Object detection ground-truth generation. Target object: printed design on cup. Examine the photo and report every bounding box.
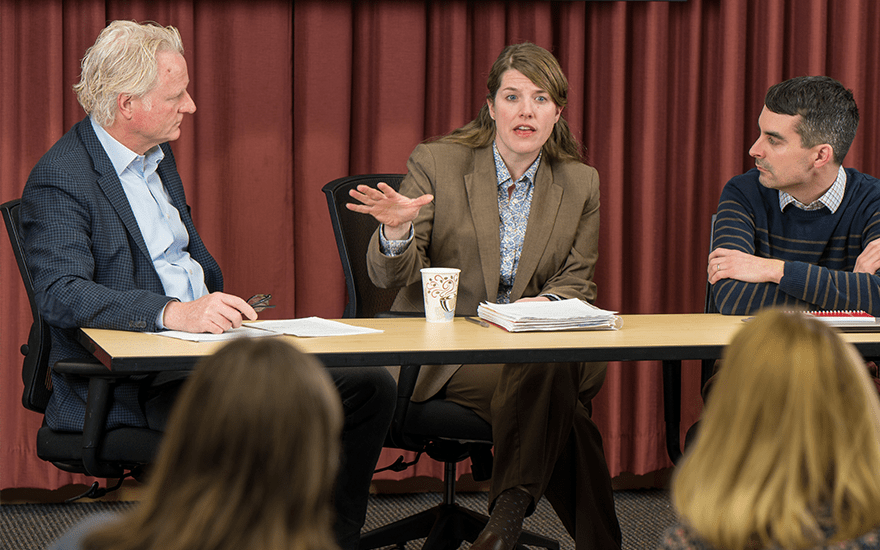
[424,273,458,312]
[421,267,460,322]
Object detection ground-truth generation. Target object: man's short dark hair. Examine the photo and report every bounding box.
[765,76,859,165]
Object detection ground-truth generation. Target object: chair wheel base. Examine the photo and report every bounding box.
[359,502,558,550]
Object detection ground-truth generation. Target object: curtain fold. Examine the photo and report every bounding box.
[3,0,880,492]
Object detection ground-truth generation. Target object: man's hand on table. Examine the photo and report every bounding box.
[163,292,257,334]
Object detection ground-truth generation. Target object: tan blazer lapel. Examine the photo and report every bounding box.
[465,147,502,302]
[511,161,562,300]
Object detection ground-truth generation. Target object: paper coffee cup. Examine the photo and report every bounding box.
[420,268,460,323]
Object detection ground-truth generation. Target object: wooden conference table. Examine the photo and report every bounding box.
[78,313,880,464]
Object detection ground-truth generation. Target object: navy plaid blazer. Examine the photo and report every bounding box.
[20,117,223,431]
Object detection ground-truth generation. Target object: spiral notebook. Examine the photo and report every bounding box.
[744,310,880,331]
[803,310,880,332]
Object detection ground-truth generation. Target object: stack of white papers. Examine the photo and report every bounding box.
[477,299,622,332]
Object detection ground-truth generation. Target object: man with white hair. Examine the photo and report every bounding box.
[20,21,394,550]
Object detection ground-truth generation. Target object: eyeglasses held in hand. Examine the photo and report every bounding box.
[247,293,276,312]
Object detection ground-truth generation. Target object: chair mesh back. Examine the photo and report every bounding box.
[705,214,718,314]
[1,199,53,412]
[322,175,406,318]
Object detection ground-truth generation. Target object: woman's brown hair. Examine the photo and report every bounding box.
[436,42,584,163]
[84,337,343,550]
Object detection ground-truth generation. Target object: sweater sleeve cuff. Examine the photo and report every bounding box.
[777,260,807,298]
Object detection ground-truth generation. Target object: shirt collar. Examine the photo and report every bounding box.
[90,116,164,177]
[778,165,847,213]
[492,141,542,189]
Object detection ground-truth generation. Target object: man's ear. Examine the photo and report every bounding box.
[813,144,835,169]
[116,93,134,120]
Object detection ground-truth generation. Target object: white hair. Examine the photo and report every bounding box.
[73,20,184,127]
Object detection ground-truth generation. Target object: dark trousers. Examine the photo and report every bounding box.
[445,362,622,550]
[327,366,397,550]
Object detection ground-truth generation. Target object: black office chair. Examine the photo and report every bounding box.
[2,199,162,501]
[683,214,719,451]
[702,214,719,379]
[322,175,560,550]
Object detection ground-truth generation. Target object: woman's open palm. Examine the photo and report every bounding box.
[346,182,433,228]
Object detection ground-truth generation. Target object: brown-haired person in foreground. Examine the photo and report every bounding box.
[48,338,344,550]
[660,309,880,550]
[348,42,621,550]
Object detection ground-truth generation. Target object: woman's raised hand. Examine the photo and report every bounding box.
[346,182,433,238]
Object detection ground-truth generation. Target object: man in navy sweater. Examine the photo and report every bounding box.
[688,77,880,445]
[708,76,880,316]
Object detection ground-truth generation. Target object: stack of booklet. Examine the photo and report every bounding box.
[477,299,622,332]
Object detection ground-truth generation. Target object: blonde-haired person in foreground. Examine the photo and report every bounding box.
[659,309,880,550]
[49,338,344,550]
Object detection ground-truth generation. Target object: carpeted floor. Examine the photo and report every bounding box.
[0,489,674,549]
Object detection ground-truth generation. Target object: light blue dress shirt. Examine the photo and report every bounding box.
[90,118,209,313]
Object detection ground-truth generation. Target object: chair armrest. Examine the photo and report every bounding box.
[81,376,121,477]
[387,363,422,449]
[54,359,124,378]
[54,358,146,477]
[396,364,420,397]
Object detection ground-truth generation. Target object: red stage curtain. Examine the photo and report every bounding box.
[3,0,880,491]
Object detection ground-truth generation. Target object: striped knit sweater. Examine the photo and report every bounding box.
[711,167,880,315]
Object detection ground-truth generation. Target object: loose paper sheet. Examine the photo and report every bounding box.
[150,326,273,342]
[151,317,383,342]
[247,317,383,337]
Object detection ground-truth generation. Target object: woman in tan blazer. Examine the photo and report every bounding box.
[349,43,621,550]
